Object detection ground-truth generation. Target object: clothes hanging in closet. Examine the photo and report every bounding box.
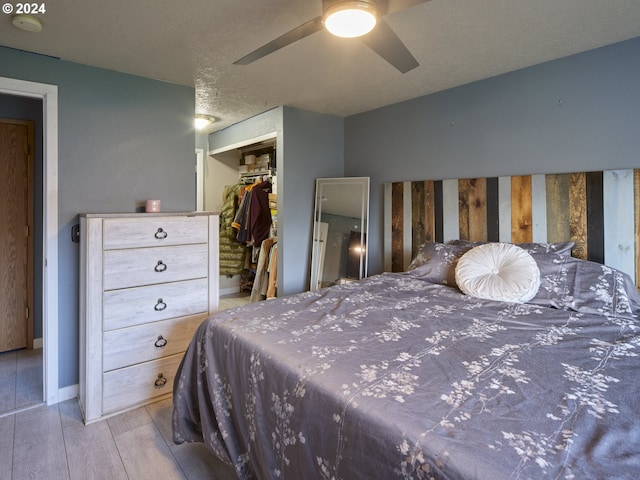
[250,237,277,302]
[232,179,272,250]
[219,183,248,276]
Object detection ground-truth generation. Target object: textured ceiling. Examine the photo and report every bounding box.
[1,0,639,132]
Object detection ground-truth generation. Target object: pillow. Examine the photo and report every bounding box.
[528,253,640,316]
[449,239,575,256]
[455,243,541,303]
[406,242,472,286]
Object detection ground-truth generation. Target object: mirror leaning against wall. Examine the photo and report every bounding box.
[310,177,370,290]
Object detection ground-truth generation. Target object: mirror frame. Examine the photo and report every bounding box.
[310,177,370,290]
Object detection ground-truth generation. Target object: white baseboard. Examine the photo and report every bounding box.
[58,384,79,402]
[220,286,242,296]
[33,340,73,405]
[219,274,241,296]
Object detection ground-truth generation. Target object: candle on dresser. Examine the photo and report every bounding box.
[145,200,161,213]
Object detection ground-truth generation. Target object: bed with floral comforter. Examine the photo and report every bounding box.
[173,246,640,479]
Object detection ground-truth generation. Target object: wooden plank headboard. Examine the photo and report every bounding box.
[384,169,640,285]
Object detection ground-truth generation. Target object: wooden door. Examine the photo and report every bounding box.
[0,119,34,352]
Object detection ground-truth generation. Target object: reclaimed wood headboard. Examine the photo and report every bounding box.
[384,169,640,285]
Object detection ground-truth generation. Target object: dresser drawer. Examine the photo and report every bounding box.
[103,314,204,371]
[102,353,183,414]
[103,243,208,290]
[103,215,208,250]
[103,278,208,331]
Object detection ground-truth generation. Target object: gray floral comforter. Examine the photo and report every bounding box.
[173,272,640,479]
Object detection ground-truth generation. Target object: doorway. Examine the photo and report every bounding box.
[0,114,39,416]
[0,76,59,411]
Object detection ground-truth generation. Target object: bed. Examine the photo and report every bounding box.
[173,169,640,479]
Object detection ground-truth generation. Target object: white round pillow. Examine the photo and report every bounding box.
[455,243,540,303]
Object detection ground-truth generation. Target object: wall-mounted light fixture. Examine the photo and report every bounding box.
[323,0,378,38]
[194,115,216,130]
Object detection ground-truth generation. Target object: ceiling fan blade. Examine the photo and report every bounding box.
[234,17,324,65]
[378,0,429,15]
[360,18,419,73]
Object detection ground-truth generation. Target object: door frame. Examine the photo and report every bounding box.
[0,76,59,406]
[196,148,204,211]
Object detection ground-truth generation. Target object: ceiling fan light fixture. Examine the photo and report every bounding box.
[323,1,378,38]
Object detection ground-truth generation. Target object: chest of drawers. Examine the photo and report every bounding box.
[79,212,219,423]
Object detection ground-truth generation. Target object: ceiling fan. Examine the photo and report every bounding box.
[234,0,428,74]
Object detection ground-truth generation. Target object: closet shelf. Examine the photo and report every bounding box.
[240,169,272,177]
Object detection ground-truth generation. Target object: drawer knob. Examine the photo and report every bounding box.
[154,373,167,388]
[154,260,167,272]
[154,335,168,348]
[154,298,167,311]
[154,228,168,240]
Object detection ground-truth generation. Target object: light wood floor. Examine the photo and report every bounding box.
[219,291,251,310]
[0,348,43,416]
[0,397,238,479]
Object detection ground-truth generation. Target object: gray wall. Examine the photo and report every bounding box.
[280,107,344,294]
[0,94,44,339]
[0,47,196,388]
[344,37,640,275]
[209,106,344,295]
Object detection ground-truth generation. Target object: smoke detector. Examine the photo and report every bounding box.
[12,14,43,32]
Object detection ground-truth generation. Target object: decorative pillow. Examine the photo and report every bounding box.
[528,253,640,316]
[455,243,541,303]
[450,239,575,256]
[406,242,472,287]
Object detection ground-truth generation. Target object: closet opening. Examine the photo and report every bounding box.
[205,134,278,305]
